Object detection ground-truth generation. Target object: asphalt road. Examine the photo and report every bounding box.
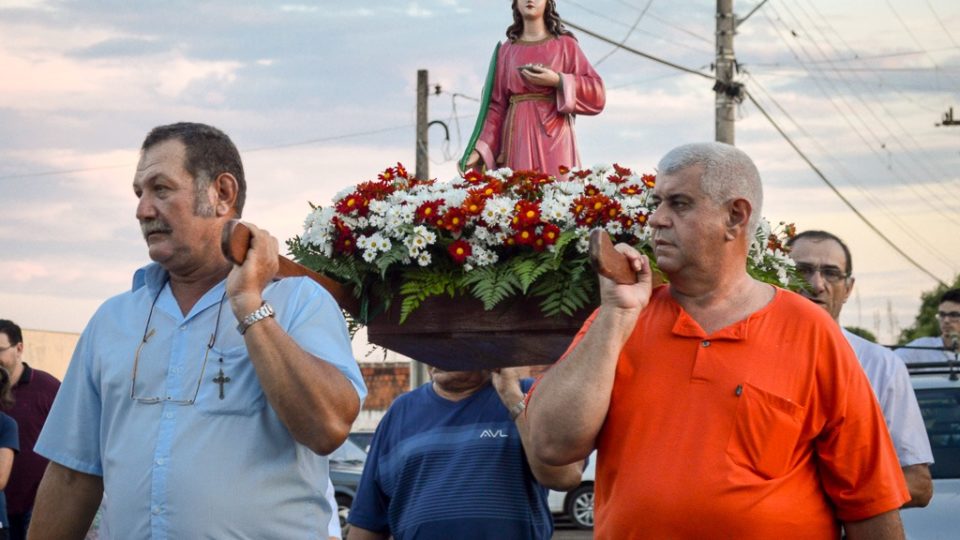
[551,521,593,539]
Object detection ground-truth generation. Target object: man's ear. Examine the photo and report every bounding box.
[212,173,239,217]
[725,198,752,240]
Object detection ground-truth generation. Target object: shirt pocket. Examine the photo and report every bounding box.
[196,345,266,416]
[726,382,805,479]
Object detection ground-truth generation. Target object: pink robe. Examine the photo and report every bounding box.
[475,35,605,177]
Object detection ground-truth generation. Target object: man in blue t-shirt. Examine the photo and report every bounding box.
[348,366,584,540]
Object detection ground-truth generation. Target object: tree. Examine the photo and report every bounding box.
[844,326,877,343]
[897,274,960,345]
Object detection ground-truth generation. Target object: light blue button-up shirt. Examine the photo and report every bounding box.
[37,263,366,539]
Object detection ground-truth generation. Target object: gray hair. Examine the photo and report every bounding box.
[656,142,763,234]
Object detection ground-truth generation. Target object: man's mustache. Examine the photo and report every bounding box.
[140,220,172,239]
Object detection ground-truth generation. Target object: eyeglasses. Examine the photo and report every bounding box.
[937,311,960,320]
[130,284,226,405]
[794,262,850,284]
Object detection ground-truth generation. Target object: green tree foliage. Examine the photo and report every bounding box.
[844,326,877,343]
[897,274,960,345]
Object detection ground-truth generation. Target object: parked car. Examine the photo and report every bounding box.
[348,430,375,453]
[902,362,960,539]
[548,450,597,530]
[329,437,367,533]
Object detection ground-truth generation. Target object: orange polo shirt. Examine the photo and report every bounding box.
[572,286,908,538]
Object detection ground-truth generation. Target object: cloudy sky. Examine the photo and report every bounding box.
[1,0,958,347]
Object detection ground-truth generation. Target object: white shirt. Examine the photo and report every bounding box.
[895,335,957,364]
[844,329,934,467]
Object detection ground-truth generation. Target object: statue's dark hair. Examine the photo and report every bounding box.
[506,0,574,41]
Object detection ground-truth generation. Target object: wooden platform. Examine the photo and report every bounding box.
[367,295,595,371]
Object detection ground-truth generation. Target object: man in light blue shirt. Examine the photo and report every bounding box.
[30,122,366,539]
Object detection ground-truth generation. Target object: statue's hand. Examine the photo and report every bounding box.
[520,65,561,88]
[464,150,481,169]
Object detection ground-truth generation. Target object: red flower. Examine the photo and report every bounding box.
[415,200,445,225]
[335,192,369,216]
[514,227,537,246]
[378,167,395,182]
[584,184,601,197]
[463,170,485,185]
[541,223,560,245]
[572,169,592,180]
[603,200,622,221]
[620,184,642,196]
[395,162,409,179]
[641,174,656,188]
[558,165,570,175]
[442,208,467,233]
[357,180,396,200]
[613,164,633,177]
[511,200,541,229]
[333,231,357,255]
[448,239,472,264]
[607,173,628,185]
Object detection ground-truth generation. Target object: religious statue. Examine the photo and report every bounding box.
[461,0,606,177]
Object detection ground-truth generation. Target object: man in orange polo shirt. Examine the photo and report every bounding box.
[526,142,909,538]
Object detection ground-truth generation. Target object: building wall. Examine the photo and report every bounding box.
[21,329,79,381]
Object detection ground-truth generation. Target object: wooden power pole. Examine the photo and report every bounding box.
[411,69,430,389]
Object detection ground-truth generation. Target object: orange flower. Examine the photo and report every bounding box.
[462,192,487,216]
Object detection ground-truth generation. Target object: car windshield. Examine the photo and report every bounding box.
[330,438,367,465]
[915,387,960,479]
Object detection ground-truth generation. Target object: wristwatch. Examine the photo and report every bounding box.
[509,399,526,421]
[237,302,275,334]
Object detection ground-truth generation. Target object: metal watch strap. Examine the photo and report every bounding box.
[236,302,275,334]
[509,399,526,421]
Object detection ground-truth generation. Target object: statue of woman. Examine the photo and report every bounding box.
[462,0,605,177]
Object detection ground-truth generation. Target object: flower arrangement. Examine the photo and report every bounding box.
[288,163,798,324]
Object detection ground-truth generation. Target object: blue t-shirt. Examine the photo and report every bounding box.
[348,379,552,540]
[0,412,20,528]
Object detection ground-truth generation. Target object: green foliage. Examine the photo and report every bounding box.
[529,255,596,317]
[844,326,877,343]
[461,265,521,310]
[396,268,461,324]
[898,274,960,344]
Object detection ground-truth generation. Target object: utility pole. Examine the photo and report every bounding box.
[411,69,430,389]
[714,0,737,144]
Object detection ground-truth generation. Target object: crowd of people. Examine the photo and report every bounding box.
[5,2,958,539]
[5,122,955,539]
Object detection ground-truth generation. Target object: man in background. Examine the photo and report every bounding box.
[0,320,59,540]
[787,230,933,507]
[895,289,960,365]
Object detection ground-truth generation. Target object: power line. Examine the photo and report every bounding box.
[775,1,960,219]
[0,123,417,181]
[594,0,655,66]
[744,89,949,286]
[760,4,959,267]
[560,18,714,80]
[565,16,953,282]
[563,0,713,56]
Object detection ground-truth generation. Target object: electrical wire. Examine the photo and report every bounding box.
[744,88,949,286]
[593,0,655,66]
[759,4,959,268]
[779,1,960,216]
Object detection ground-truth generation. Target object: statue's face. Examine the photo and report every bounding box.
[517,0,547,21]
